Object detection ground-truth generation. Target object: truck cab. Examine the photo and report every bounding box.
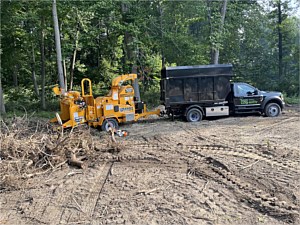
[229,83,285,117]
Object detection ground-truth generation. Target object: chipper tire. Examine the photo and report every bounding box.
[101,118,119,132]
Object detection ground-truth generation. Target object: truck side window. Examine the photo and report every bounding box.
[236,84,255,96]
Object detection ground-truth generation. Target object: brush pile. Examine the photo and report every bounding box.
[0,115,121,191]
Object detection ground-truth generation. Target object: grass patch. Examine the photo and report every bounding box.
[285,95,299,105]
[2,109,56,120]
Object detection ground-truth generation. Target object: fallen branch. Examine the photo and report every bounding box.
[109,127,116,143]
[65,171,83,177]
[22,160,68,178]
[51,136,69,152]
[72,197,84,213]
[200,181,209,193]
[52,160,68,172]
[69,152,85,169]
[240,160,260,171]
[135,188,159,195]
[23,168,52,178]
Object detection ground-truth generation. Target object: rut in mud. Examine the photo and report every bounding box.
[0,105,299,224]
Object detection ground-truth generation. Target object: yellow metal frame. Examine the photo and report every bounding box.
[134,105,160,121]
[112,74,137,87]
[51,74,160,130]
[81,78,93,97]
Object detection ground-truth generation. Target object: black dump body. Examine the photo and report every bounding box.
[160,64,233,107]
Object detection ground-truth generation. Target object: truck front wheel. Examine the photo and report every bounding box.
[264,103,281,117]
[186,108,203,122]
[101,118,119,131]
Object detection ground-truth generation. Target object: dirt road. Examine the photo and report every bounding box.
[1,105,299,224]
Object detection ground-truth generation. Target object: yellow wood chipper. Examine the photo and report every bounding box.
[50,74,160,131]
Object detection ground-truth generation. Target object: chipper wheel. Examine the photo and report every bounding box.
[101,118,119,132]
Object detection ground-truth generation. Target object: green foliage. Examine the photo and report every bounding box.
[3,86,59,114]
[1,0,299,114]
[284,94,300,105]
[140,80,161,109]
[3,109,56,120]
[4,87,38,112]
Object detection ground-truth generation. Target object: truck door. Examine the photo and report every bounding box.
[233,83,262,113]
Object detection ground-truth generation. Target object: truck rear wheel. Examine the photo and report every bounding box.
[264,103,281,117]
[101,118,119,132]
[186,108,203,122]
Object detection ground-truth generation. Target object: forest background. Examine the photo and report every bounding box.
[0,0,299,116]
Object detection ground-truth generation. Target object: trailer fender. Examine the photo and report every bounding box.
[184,105,205,117]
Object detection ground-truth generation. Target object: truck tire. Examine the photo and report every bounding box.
[264,103,281,117]
[186,108,203,122]
[101,118,119,132]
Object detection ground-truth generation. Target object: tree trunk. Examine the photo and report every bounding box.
[40,17,46,110]
[12,38,19,87]
[0,79,5,115]
[63,59,67,91]
[207,0,214,63]
[69,25,79,90]
[159,3,165,68]
[122,3,135,73]
[211,0,228,64]
[31,43,40,97]
[69,47,77,90]
[52,0,65,90]
[13,64,18,87]
[277,0,283,79]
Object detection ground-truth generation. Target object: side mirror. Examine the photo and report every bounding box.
[253,89,258,95]
[246,91,252,96]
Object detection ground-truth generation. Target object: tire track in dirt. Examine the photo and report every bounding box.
[78,115,299,223]
[143,131,300,183]
[189,145,300,173]
[124,135,299,223]
[128,140,300,173]
[133,140,300,195]
[90,159,197,224]
[64,163,112,224]
[176,127,300,172]
[259,168,299,190]
[206,186,250,214]
[256,117,299,134]
[165,179,220,222]
[34,163,110,224]
[168,176,250,220]
[25,180,71,224]
[123,143,298,221]
[187,151,299,223]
